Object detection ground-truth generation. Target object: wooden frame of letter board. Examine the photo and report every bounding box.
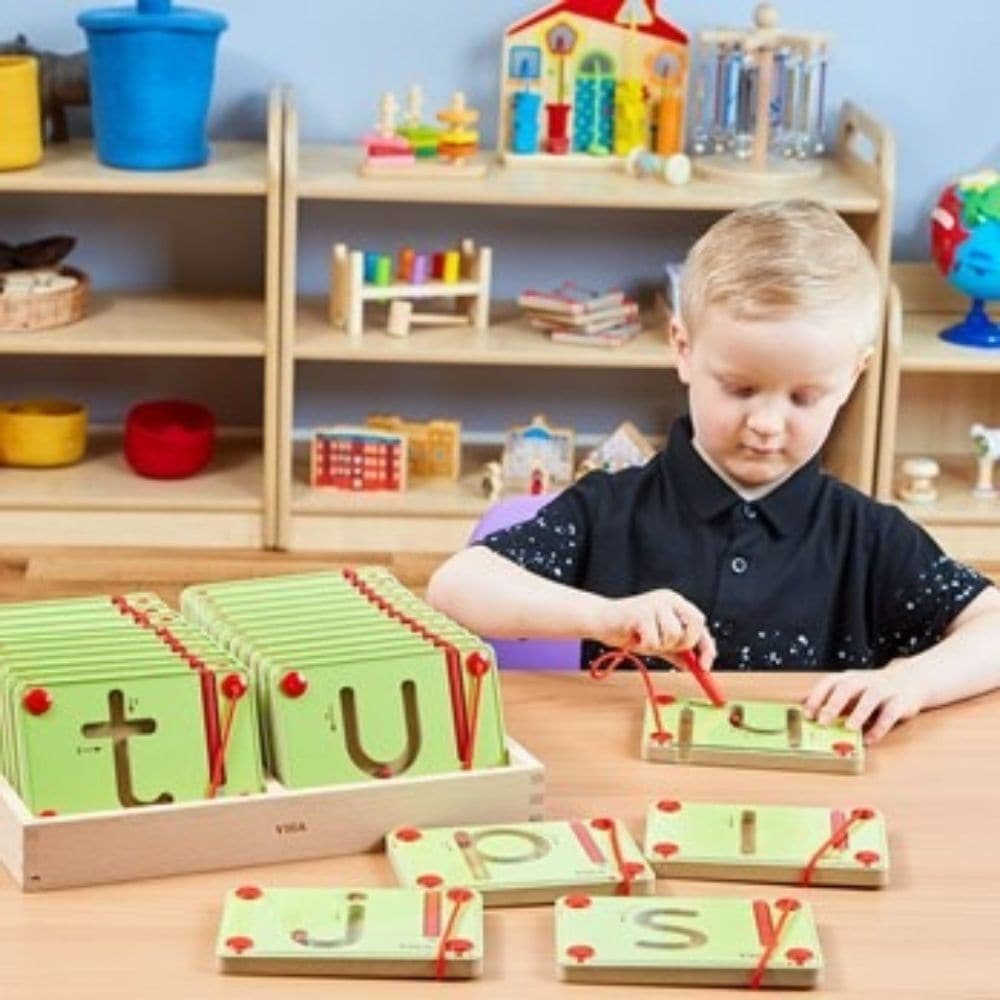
[0,739,543,892]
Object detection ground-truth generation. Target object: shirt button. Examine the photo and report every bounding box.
[742,503,757,519]
[731,556,749,575]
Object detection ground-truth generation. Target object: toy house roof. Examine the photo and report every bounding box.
[507,0,687,45]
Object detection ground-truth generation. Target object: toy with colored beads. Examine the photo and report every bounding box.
[690,3,829,184]
[329,238,492,339]
[361,86,487,179]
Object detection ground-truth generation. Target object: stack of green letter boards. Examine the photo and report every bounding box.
[386,817,654,905]
[181,568,507,788]
[642,697,864,774]
[217,886,484,979]
[643,799,889,887]
[555,895,822,987]
[0,592,263,816]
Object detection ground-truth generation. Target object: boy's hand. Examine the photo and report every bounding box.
[593,589,716,671]
[802,666,927,744]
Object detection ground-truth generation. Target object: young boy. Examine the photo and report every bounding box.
[428,200,1000,744]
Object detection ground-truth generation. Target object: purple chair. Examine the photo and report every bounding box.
[468,493,580,670]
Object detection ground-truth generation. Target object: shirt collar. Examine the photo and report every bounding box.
[661,416,823,538]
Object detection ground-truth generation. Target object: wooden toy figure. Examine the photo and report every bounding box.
[502,415,575,489]
[480,460,503,502]
[970,423,1000,498]
[691,3,829,185]
[498,1,689,168]
[897,456,940,505]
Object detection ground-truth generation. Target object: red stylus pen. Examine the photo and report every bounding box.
[679,649,727,707]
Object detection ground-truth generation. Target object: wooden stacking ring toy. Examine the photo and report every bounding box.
[124,399,215,479]
[0,399,88,467]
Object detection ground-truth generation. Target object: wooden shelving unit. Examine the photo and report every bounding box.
[0,93,283,548]
[877,263,1000,561]
[278,98,894,553]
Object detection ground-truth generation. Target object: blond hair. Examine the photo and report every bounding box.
[679,200,882,347]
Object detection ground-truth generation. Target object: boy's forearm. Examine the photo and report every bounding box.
[888,607,1000,710]
[426,546,608,640]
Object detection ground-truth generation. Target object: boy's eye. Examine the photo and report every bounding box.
[792,389,823,407]
[723,383,755,398]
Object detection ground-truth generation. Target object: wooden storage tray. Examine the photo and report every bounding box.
[0,737,544,892]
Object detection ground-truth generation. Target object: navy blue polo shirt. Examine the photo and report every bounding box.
[480,417,991,670]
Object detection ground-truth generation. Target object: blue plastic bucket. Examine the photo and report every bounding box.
[78,0,227,170]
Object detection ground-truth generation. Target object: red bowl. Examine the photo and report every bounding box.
[124,400,215,479]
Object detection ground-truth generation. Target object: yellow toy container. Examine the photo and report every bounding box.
[0,400,88,467]
[0,56,43,171]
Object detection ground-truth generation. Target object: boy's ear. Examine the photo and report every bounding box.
[671,316,693,384]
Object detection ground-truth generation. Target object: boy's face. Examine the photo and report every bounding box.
[674,305,870,488]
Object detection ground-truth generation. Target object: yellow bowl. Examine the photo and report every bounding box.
[0,400,88,467]
[0,56,43,171]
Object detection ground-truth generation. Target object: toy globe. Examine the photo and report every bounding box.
[930,168,1000,347]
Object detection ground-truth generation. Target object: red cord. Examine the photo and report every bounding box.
[434,890,470,980]
[677,648,727,707]
[800,809,872,886]
[588,643,667,741]
[206,695,241,798]
[462,653,490,770]
[749,900,798,990]
[592,818,637,897]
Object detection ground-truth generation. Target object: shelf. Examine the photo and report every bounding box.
[0,141,269,197]
[0,293,267,357]
[295,145,881,213]
[0,432,264,548]
[901,311,1000,373]
[894,454,1000,527]
[294,298,675,368]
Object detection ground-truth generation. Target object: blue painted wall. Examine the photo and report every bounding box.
[3,1,997,434]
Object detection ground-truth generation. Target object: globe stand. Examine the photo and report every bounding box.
[940,298,1000,349]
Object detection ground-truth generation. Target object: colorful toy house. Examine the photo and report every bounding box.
[367,414,462,481]
[499,0,689,167]
[310,427,407,492]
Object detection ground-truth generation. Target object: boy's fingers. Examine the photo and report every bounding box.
[845,686,887,732]
[865,696,907,744]
[817,678,864,726]
[803,675,838,718]
[696,633,717,670]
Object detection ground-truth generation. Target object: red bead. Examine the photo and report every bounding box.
[590,817,613,831]
[621,862,645,878]
[22,688,52,716]
[447,888,474,903]
[649,730,673,745]
[221,674,248,700]
[565,895,591,909]
[654,842,679,858]
[654,693,676,706]
[851,807,876,821]
[225,936,253,954]
[832,741,856,757]
[855,850,881,868]
[279,671,308,698]
[445,938,473,955]
[38,809,58,818]
[657,799,682,813]
[465,652,491,677]
[567,944,595,964]
[417,874,443,889]
[776,898,801,913]
[235,885,262,900]
[786,947,814,966]
[396,827,422,842]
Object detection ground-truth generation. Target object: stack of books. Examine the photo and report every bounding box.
[518,282,641,348]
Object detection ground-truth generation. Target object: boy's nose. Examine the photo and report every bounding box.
[746,404,785,437]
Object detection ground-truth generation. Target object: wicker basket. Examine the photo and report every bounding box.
[0,266,89,332]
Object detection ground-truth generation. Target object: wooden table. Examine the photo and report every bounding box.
[2,672,998,998]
